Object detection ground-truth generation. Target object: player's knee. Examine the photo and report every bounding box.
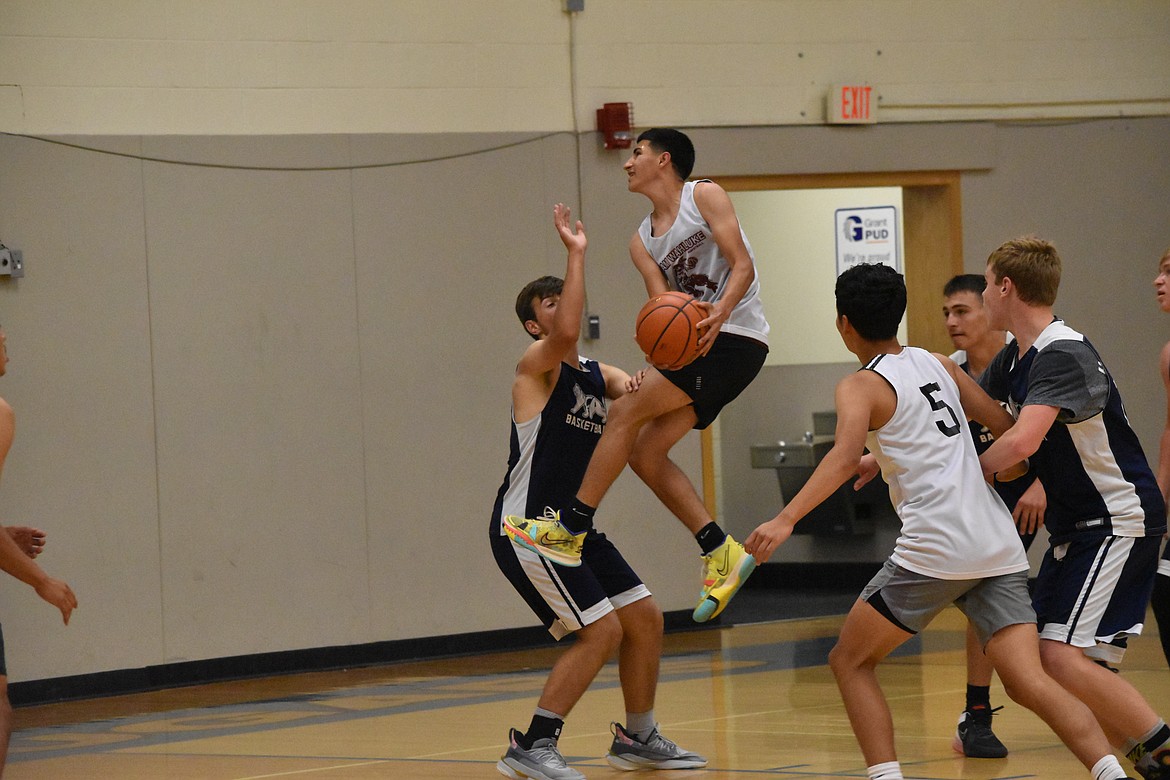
[581,613,624,656]
[998,674,1045,711]
[621,596,663,637]
[606,393,638,422]
[827,642,865,679]
[1036,639,1081,682]
[627,446,664,478]
[606,392,658,431]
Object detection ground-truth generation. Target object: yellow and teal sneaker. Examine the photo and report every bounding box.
[692,534,757,622]
[503,509,585,567]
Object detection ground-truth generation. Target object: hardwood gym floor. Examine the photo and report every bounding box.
[8,597,1167,779]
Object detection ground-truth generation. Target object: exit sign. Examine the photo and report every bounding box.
[827,84,877,124]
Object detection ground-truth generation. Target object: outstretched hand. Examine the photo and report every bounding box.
[36,577,77,625]
[8,526,46,558]
[553,203,586,254]
[743,517,794,564]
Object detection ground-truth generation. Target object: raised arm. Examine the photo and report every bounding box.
[515,204,587,380]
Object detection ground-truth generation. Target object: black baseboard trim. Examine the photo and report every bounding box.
[10,608,714,708]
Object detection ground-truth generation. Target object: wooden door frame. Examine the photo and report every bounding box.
[699,170,965,518]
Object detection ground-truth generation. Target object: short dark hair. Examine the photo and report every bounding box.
[515,276,563,340]
[943,273,986,298]
[636,128,695,180]
[835,263,906,341]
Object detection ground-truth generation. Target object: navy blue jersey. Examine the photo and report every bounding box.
[490,358,607,535]
[957,357,1038,511]
[981,320,1166,545]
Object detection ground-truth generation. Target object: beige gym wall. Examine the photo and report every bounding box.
[0,2,1167,685]
[1,1,1168,134]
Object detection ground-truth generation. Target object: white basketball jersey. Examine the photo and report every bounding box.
[636,180,770,346]
[864,347,1028,579]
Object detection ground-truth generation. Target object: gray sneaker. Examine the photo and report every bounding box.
[606,722,708,770]
[497,728,585,780]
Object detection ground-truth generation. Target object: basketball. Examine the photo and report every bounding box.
[635,291,706,370]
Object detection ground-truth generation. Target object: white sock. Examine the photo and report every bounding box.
[1091,754,1127,780]
[867,761,903,780]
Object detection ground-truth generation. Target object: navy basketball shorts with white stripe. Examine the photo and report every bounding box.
[491,528,650,641]
[1032,533,1160,664]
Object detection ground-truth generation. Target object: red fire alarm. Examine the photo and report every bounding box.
[596,102,634,149]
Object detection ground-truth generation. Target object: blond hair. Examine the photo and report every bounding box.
[986,236,1061,306]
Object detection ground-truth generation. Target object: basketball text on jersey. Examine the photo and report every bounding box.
[567,385,606,434]
[658,230,721,297]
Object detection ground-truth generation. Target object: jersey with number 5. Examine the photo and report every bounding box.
[863,347,1028,580]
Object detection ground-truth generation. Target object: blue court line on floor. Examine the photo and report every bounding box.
[10,629,943,764]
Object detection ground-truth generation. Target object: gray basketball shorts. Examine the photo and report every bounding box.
[860,559,1035,646]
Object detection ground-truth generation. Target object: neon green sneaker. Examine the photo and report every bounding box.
[503,510,585,567]
[692,534,757,622]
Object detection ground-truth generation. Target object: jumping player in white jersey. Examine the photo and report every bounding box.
[1150,244,1170,670]
[506,129,769,623]
[744,262,1134,780]
[491,204,705,780]
[977,236,1170,780]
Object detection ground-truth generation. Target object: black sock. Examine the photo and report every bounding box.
[560,499,595,535]
[521,713,564,748]
[695,522,727,555]
[965,684,991,711]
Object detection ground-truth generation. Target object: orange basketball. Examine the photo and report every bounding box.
[635,291,706,370]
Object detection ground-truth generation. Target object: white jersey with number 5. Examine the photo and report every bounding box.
[863,347,1028,580]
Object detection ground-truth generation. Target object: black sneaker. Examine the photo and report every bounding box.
[953,706,1008,759]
